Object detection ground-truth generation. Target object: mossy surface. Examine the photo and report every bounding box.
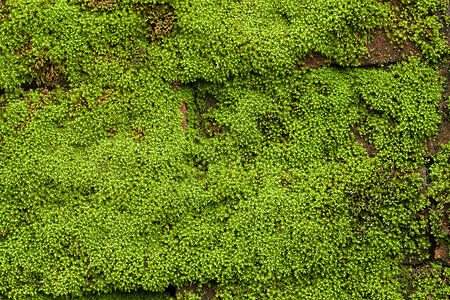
[1,0,450,299]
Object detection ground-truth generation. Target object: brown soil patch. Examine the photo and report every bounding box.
[205,93,218,112]
[296,52,329,70]
[295,0,443,70]
[359,30,420,66]
[295,28,421,70]
[434,243,450,265]
[132,128,144,140]
[438,60,450,101]
[192,93,223,137]
[107,120,119,137]
[96,91,113,107]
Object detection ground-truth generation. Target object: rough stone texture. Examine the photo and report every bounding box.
[436,203,450,238]
[176,283,217,300]
[434,243,450,265]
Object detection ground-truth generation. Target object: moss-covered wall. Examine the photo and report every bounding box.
[1,0,450,299]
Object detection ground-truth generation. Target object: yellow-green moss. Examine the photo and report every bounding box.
[0,0,449,299]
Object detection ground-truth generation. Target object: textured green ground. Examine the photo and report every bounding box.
[1,0,450,299]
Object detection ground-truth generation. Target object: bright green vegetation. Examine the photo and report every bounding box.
[1,0,450,299]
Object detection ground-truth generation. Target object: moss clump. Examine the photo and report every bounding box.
[0,0,449,299]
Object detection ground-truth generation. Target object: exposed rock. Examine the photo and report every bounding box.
[296,27,422,70]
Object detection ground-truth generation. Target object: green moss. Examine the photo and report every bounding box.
[0,0,449,299]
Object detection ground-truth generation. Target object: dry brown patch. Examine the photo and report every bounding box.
[435,243,450,265]
[107,119,119,137]
[296,52,330,70]
[402,247,429,265]
[360,30,420,66]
